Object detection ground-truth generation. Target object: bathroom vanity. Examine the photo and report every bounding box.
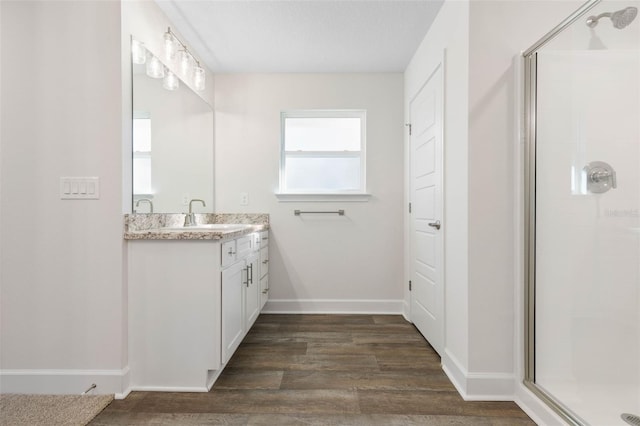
[124,213,269,391]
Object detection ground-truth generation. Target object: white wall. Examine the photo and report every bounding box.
[0,0,125,394]
[215,74,404,313]
[404,0,471,380]
[0,0,216,397]
[405,0,588,415]
[467,0,584,383]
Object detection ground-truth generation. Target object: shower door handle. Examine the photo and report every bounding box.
[428,220,441,230]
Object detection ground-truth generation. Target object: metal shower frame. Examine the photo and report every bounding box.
[522,1,602,425]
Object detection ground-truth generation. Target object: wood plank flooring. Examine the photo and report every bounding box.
[91,314,535,425]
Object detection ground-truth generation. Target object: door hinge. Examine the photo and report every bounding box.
[405,123,412,136]
[409,202,412,214]
[409,280,412,291]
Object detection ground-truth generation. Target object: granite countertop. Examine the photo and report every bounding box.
[124,213,269,240]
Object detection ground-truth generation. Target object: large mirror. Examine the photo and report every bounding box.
[132,40,214,213]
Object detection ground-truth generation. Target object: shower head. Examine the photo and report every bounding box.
[586,6,638,29]
[612,6,638,28]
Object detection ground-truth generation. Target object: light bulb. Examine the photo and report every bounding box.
[163,70,179,91]
[131,39,146,65]
[193,66,205,91]
[164,31,177,61]
[146,55,164,79]
[179,50,192,77]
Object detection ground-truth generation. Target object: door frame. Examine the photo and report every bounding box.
[408,52,446,355]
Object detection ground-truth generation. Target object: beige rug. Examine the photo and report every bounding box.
[0,394,113,426]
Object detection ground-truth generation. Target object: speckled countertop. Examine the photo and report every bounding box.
[124,213,269,240]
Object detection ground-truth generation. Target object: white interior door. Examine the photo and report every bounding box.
[409,62,444,356]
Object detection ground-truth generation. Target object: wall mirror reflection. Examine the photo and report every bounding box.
[131,39,214,213]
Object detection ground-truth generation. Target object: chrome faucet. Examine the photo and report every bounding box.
[184,199,206,226]
[135,198,154,213]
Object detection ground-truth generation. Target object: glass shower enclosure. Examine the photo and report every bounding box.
[523,0,639,424]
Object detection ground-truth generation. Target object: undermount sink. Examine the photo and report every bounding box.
[158,224,254,232]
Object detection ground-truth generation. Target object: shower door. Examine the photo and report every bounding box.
[524,1,640,425]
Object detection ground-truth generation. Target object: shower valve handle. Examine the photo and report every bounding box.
[589,168,616,188]
[584,161,617,193]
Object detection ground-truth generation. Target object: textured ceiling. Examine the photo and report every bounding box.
[155,0,444,73]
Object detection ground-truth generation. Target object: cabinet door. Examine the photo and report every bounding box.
[245,253,260,329]
[222,260,245,364]
[260,275,269,310]
[260,246,269,278]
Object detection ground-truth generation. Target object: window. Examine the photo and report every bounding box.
[133,115,152,196]
[279,110,366,197]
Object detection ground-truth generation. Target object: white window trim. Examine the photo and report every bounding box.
[276,109,369,202]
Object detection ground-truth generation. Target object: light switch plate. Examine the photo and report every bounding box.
[60,177,100,199]
[240,192,249,206]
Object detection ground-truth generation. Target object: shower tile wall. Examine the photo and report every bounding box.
[535,50,640,424]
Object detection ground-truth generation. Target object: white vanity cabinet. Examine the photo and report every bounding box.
[128,229,266,392]
[221,234,260,364]
[259,230,269,309]
[128,240,222,391]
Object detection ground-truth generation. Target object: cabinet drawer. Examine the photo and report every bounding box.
[221,240,236,268]
[260,246,269,278]
[260,231,269,249]
[236,235,253,259]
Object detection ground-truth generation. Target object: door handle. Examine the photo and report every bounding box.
[428,220,441,230]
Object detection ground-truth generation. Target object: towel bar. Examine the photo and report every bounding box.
[294,209,345,216]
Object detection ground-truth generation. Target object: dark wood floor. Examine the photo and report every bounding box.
[91,314,534,425]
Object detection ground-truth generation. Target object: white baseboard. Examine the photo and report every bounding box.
[402,300,411,322]
[442,350,468,396]
[0,367,130,397]
[261,299,404,314]
[206,368,225,391]
[116,366,131,399]
[129,385,209,392]
[514,382,567,426]
[442,351,514,401]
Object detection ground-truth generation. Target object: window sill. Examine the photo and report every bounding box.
[274,193,371,202]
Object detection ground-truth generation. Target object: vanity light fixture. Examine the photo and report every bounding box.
[146,55,164,79]
[178,49,192,77]
[163,70,179,91]
[163,27,206,92]
[193,66,206,91]
[131,39,146,65]
[163,30,177,61]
